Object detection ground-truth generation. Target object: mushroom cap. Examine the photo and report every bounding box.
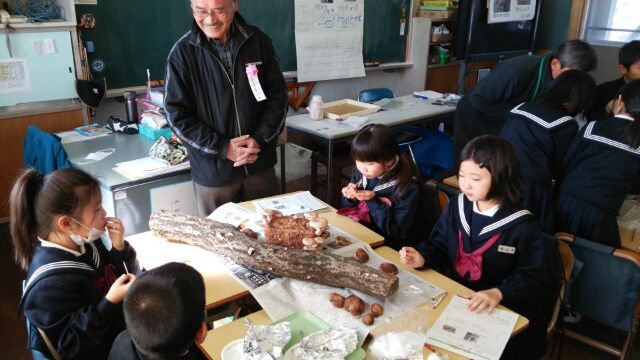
[308,218,328,228]
[304,211,319,220]
[260,208,277,216]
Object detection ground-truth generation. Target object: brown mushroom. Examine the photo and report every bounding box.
[354,248,369,263]
[329,293,345,308]
[344,295,365,316]
[240,228,258,239]
[380,262,399,275]
[370,303,384,317]
[362,313,375,326]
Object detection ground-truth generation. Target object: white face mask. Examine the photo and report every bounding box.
[69,218,105,245]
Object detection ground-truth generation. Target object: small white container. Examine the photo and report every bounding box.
[307,95,324,120]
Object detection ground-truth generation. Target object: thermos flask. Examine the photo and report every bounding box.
[124,91,138,124]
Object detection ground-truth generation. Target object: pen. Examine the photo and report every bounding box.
[424,342,438,354]
[413,94,429,100]
[431,292,447,309]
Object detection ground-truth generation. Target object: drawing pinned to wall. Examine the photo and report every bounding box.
[0,58,31,95]
[294,0,365,82]
[488,0,536,24]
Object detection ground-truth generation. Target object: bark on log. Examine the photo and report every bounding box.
[149,210,399,299]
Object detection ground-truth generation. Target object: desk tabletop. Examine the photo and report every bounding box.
[198,246,528,360]
[63,133,190,190]
[286,95,455,140]
[126,193,384,308]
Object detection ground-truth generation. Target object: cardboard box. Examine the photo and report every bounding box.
[322,99,380,120]
[431,33,453,43]
[418,9,456,20]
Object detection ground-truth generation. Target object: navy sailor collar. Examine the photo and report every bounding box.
[583,119,640,155]
[456,193,532,241]
[510,102,574,130]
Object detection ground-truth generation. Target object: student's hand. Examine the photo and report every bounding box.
[605,99,615,114]
[353,190,375,201]
[105,274,136,304]
[105,217,125,251]
[465,288,503,314]
[400,246,425,268]
[342,185,357,199]
[378,196,392,207]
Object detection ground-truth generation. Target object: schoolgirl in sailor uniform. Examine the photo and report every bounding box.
[339,124,424,250]
[401,136,556,360]
[500,70,596,233]
[10,168,138,359]
[556,80,640,247]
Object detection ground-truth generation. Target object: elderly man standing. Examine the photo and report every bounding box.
[165,0,288,216]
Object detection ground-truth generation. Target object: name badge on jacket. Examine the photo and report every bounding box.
[497,245,516,254]
[245,63,267,102]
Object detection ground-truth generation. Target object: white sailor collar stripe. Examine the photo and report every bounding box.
[88,241,101,270]
[510,103,574,129]
[373,179,398,192]
[457,193,531,236]
[584,121,640,155]
[457,194,471,235]
[22,261,95,295]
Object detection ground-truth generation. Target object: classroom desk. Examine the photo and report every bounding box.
[126,192,384,308]
[198,246,528,360]
[63,133,193,235]
[440,176,640,253]
[287,95,455,203]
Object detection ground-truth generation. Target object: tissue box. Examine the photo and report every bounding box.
[139,123,172,141]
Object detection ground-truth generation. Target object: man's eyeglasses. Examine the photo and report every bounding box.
[192,8,228,18]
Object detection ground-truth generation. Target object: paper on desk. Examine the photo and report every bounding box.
[251,242,444,344]
[114,157,190,180]
[413,90,444,99]
[253,191,326,215]
[57,130,110,144]
[207,202,252,228]
[339,115,369,128]
[373,98,415,110]
[427,295,518,360]
[618,195,640,231]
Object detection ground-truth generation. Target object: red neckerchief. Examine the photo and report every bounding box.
[92,265,119,295]
[454,230,501,281]
[337,201,371,223]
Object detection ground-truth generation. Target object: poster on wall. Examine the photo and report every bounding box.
[488,0,537,24]
[0,58,31,95]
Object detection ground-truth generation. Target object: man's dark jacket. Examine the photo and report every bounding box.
[164,14,288,187]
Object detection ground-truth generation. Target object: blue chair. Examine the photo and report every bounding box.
[23,125,70,174]
[357,88,422,163]
[555,232,640,359]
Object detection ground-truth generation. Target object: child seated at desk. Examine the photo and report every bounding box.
[11,168,138,359]
[588,40,640,121]
[556,80,640,248]
[109,262,207,360]
[400,136,557,360]
[338,124,424,250]
[500,69,596,233]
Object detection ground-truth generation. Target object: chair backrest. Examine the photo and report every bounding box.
[547,238,575,334]
[358,88,394,103]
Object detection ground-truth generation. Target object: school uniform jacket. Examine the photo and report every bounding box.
[557,116,640,246]
[421,194,548,306]
[164,14,288,187]
[500,102,577,231]
[108,330,205,360]
[340,169,423,250]
[454,54,554,154]
[19,239,138,360]
[588,77,625,121]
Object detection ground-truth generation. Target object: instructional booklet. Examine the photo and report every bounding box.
[74,123,112,137]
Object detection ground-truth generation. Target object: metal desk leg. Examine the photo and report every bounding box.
[279,143,286,194]
[326,139,333,203]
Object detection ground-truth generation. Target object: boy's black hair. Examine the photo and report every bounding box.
[459,135,522,210]
[537,69,597,116]
[124,262,205,359]
[554,39,598,72]
[620,79,640,149]
[619,40,640,70]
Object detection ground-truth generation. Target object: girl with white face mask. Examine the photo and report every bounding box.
[10,168,139,359]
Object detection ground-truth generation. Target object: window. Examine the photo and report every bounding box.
[584,0,640,45]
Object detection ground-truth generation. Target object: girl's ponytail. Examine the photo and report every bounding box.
[9,169,43,271]
[391,153,421,200]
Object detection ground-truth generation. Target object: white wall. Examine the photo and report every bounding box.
[592,45,622,84]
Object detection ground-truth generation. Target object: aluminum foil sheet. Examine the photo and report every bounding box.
[243,321,292,360]
[289,327,358,359]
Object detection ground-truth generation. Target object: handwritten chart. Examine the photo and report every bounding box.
[295,0,365,82]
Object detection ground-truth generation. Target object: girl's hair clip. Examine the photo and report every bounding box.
[479,158,491,169]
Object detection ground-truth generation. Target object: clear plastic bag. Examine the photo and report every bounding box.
[368,305,431,360]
